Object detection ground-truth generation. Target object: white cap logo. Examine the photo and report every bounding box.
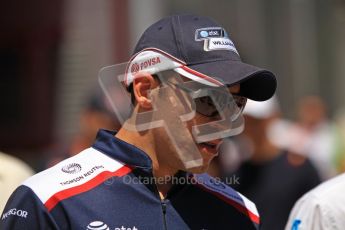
[87,221,110,230]
[125,48,223,87]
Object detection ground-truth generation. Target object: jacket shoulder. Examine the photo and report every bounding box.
[22,147,130,211]
[193,173,260,226]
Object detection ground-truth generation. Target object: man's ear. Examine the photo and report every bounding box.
[133,72,157,109]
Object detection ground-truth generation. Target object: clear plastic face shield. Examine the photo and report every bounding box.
[98,49,246,170]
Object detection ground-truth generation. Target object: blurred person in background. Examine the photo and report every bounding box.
[0,152,34,213]
[270,96,337,180]
[68,90,121,155]
[331,109,345,174]
[45,89,121,168]
[224,97,320,230]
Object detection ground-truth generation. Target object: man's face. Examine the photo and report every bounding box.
[151,82,242,174]
[187,84,241,173]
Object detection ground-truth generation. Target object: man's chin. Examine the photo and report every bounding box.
[184,163,210,174]
[173,151,215,174]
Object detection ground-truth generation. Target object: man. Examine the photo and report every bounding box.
[1,14,276,229]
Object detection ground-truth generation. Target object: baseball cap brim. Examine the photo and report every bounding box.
[187,60,277,101]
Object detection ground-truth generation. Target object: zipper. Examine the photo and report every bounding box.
[161,200,168,230]
[148,170,169,230]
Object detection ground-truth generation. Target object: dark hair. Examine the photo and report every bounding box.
[129,83,136,105]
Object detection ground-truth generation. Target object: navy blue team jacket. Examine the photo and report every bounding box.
[1,130,260,229]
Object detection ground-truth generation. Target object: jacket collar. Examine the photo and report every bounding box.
[92,129,153,169]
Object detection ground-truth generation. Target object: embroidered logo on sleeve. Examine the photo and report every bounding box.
[1,208,28,221]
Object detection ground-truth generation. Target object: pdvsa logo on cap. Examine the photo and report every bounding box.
[129,57,161,75]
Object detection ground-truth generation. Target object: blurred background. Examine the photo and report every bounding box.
[1,0,345,171]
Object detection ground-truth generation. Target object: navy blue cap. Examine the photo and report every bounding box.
[133,14,277,101]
